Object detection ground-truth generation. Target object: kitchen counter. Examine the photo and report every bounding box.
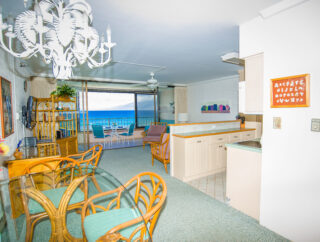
[226,139,262,153]
[172,128,256,138]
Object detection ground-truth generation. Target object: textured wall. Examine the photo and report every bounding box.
[240,1,320,241]
[187,75,239,122]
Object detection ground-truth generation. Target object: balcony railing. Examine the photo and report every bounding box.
[79,117,154,131]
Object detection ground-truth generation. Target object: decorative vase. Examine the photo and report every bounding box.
[240,122,245,129]
[13,149,23,160]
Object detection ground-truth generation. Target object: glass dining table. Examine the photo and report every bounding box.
[0,166,150,242]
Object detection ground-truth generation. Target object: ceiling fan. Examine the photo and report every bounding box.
[134,72,168,90]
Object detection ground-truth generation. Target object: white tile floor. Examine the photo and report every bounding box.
[188,172,227,203]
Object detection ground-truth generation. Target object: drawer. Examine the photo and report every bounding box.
[186,136,207,145]
[241,131,255,141]
[210,134,228,143]
[229,133,241,143]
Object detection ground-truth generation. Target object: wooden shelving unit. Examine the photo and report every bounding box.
[33,96,78,156]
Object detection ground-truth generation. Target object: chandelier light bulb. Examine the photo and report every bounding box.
[0,0,116,79]
[107,25,111,43]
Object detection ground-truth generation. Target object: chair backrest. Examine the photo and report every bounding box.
[128,123,135,135]
[152,133,170,160]
[23,157,80,174]
[22,157,80,190]
[93,172,167,240]
[147,125,166,136]
[67,144,103,166]
[24,137,37,147]
[92,125,105,138]
[151,122,167,127]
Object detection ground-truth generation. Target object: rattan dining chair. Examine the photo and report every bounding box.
[81,172,167,242]
[67,145,103,192]
[20,157,87,242]
[67,144,103,167]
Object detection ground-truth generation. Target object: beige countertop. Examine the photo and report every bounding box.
[172,128,256,138]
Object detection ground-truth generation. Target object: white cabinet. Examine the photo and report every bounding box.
[208,135,227,172]
[185,137,208,177]
[172,130,257,182]
[226,146,262,220]
[244,53,263,114]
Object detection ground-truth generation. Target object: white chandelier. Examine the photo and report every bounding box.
[0,0,116,79]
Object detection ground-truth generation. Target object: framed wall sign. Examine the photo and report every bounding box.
[270,74,310,108]
[0,77,14,138]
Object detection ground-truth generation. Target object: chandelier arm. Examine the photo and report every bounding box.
[87,46,112,68]
[0,32,39,58]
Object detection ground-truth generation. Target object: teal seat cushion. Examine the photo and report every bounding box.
[28,187,84,214]
[119,133,132,136]
[80,164,95,173]
[84,208,146,242]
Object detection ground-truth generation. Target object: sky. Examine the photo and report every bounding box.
[79,92,134,111]
[79,92,155,111]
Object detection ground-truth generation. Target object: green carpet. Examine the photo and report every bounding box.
[97,146,288,242]
[4,146,288,241]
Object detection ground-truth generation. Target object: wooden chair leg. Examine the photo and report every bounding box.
[152,156,154,166]
[164,164,168,174]
[25,219,32,242]
[143,142,145,150]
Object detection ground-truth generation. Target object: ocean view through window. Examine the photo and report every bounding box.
[79,92,157,131]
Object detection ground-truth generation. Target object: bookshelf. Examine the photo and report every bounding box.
[33,96,78,156]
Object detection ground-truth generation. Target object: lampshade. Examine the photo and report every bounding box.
[178,113,189,122]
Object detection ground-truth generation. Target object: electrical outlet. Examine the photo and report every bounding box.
[273,117,281,129]
[311,119,320,132]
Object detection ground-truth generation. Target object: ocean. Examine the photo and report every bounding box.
[79,110,155,130]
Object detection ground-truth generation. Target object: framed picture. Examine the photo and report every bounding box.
[270,74,310,108]
[0,77,14,138]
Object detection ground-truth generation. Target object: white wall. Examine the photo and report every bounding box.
[187,75,239,122]
[0,49,31,159]
[159,87,175,121]
[240,1,320,241]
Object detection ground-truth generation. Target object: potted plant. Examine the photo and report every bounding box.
[50,84,76,98]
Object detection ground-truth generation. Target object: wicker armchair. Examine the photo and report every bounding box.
[151,133,170,173]
[142,124,167,149]
[81,172,167,242]
[20,157,87,242]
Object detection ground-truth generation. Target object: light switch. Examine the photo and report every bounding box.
[273,117,281,129]
[311,119,320,132]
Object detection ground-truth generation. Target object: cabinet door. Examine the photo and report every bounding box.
[216,143,227,170]
[245,53,263,114]
[208,135,227,172]
[185,137,208,177]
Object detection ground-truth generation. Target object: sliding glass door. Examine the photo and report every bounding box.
[136,94,157,128]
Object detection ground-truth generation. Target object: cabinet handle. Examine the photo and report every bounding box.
[218,138,223,140]
[219,145,222,148]
[233,136,238,138]
[197,140,202,143]
[247,134,251,136]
